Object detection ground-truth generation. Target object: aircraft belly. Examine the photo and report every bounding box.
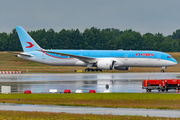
[75,61,87,66]
[120,58,167,67]
[44,60,78,66]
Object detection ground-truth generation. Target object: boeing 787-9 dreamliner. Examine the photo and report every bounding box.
[15,26,177,72]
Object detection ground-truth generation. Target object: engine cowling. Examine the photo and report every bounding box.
[97,60,115,70]
[114,66,130,70]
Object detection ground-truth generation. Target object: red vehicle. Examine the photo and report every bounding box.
[164,79,180,90]
[142,79,180,92]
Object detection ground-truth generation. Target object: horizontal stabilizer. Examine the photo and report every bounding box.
[18,53,34,57]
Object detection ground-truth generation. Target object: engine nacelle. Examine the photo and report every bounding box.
[97,60,115,70]
[114,66,130,70]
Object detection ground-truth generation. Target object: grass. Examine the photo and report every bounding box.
[0,52,180,73]
[1,52,180,118]
[0,93,180,110]
[0,111,178,120]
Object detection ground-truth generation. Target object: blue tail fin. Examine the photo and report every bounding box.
[15,26,42,52]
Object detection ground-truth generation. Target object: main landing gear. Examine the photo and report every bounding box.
[85,68,102,72]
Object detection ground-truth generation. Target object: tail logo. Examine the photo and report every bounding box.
[25,42,34,48]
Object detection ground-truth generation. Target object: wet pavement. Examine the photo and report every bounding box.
[0,103,179,118]
[0,73,180,93]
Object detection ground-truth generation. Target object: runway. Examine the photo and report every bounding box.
[0,72,180,93]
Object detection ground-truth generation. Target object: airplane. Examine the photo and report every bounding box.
[15,26,177,72]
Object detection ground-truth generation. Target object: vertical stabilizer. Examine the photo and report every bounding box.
[15,26,42,52]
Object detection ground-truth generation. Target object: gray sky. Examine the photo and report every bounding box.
[0,0,180,36]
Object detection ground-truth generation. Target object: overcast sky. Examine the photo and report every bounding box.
[0,0,180,36]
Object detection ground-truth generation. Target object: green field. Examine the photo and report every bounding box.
[0,52,180,73]
[0,93,180,110]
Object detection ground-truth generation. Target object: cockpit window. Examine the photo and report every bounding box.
[167,56,172,58]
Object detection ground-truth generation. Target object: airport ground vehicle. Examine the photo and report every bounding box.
[142,79,180,92]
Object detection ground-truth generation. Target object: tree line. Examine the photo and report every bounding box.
[0,27,180,52]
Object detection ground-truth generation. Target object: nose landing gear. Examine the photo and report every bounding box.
[161,67,166,73]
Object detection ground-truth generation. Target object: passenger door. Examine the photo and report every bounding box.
[124,54,128,60]
[157,54,161,61]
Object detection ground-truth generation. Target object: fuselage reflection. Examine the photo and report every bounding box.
[0,73,178,93]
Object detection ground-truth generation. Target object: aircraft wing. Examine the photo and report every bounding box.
[40,50,97,63]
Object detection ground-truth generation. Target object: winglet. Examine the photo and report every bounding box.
[15,26,42,52]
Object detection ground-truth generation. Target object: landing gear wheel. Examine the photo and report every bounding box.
[85,68,91,72]
[85,68,103,72]
[85,68,88,72]
[105,84,109,89]
[161,70,164,73]
[95,69,102,72]
[146,89,151,92]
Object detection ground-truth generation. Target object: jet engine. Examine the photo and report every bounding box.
[97,60,115,70]
[114,66,130,70]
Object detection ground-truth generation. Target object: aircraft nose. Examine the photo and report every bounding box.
[172,61,177,66]
[173,58,178,65]
[171,58,177,66]
[166,58,177,66]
